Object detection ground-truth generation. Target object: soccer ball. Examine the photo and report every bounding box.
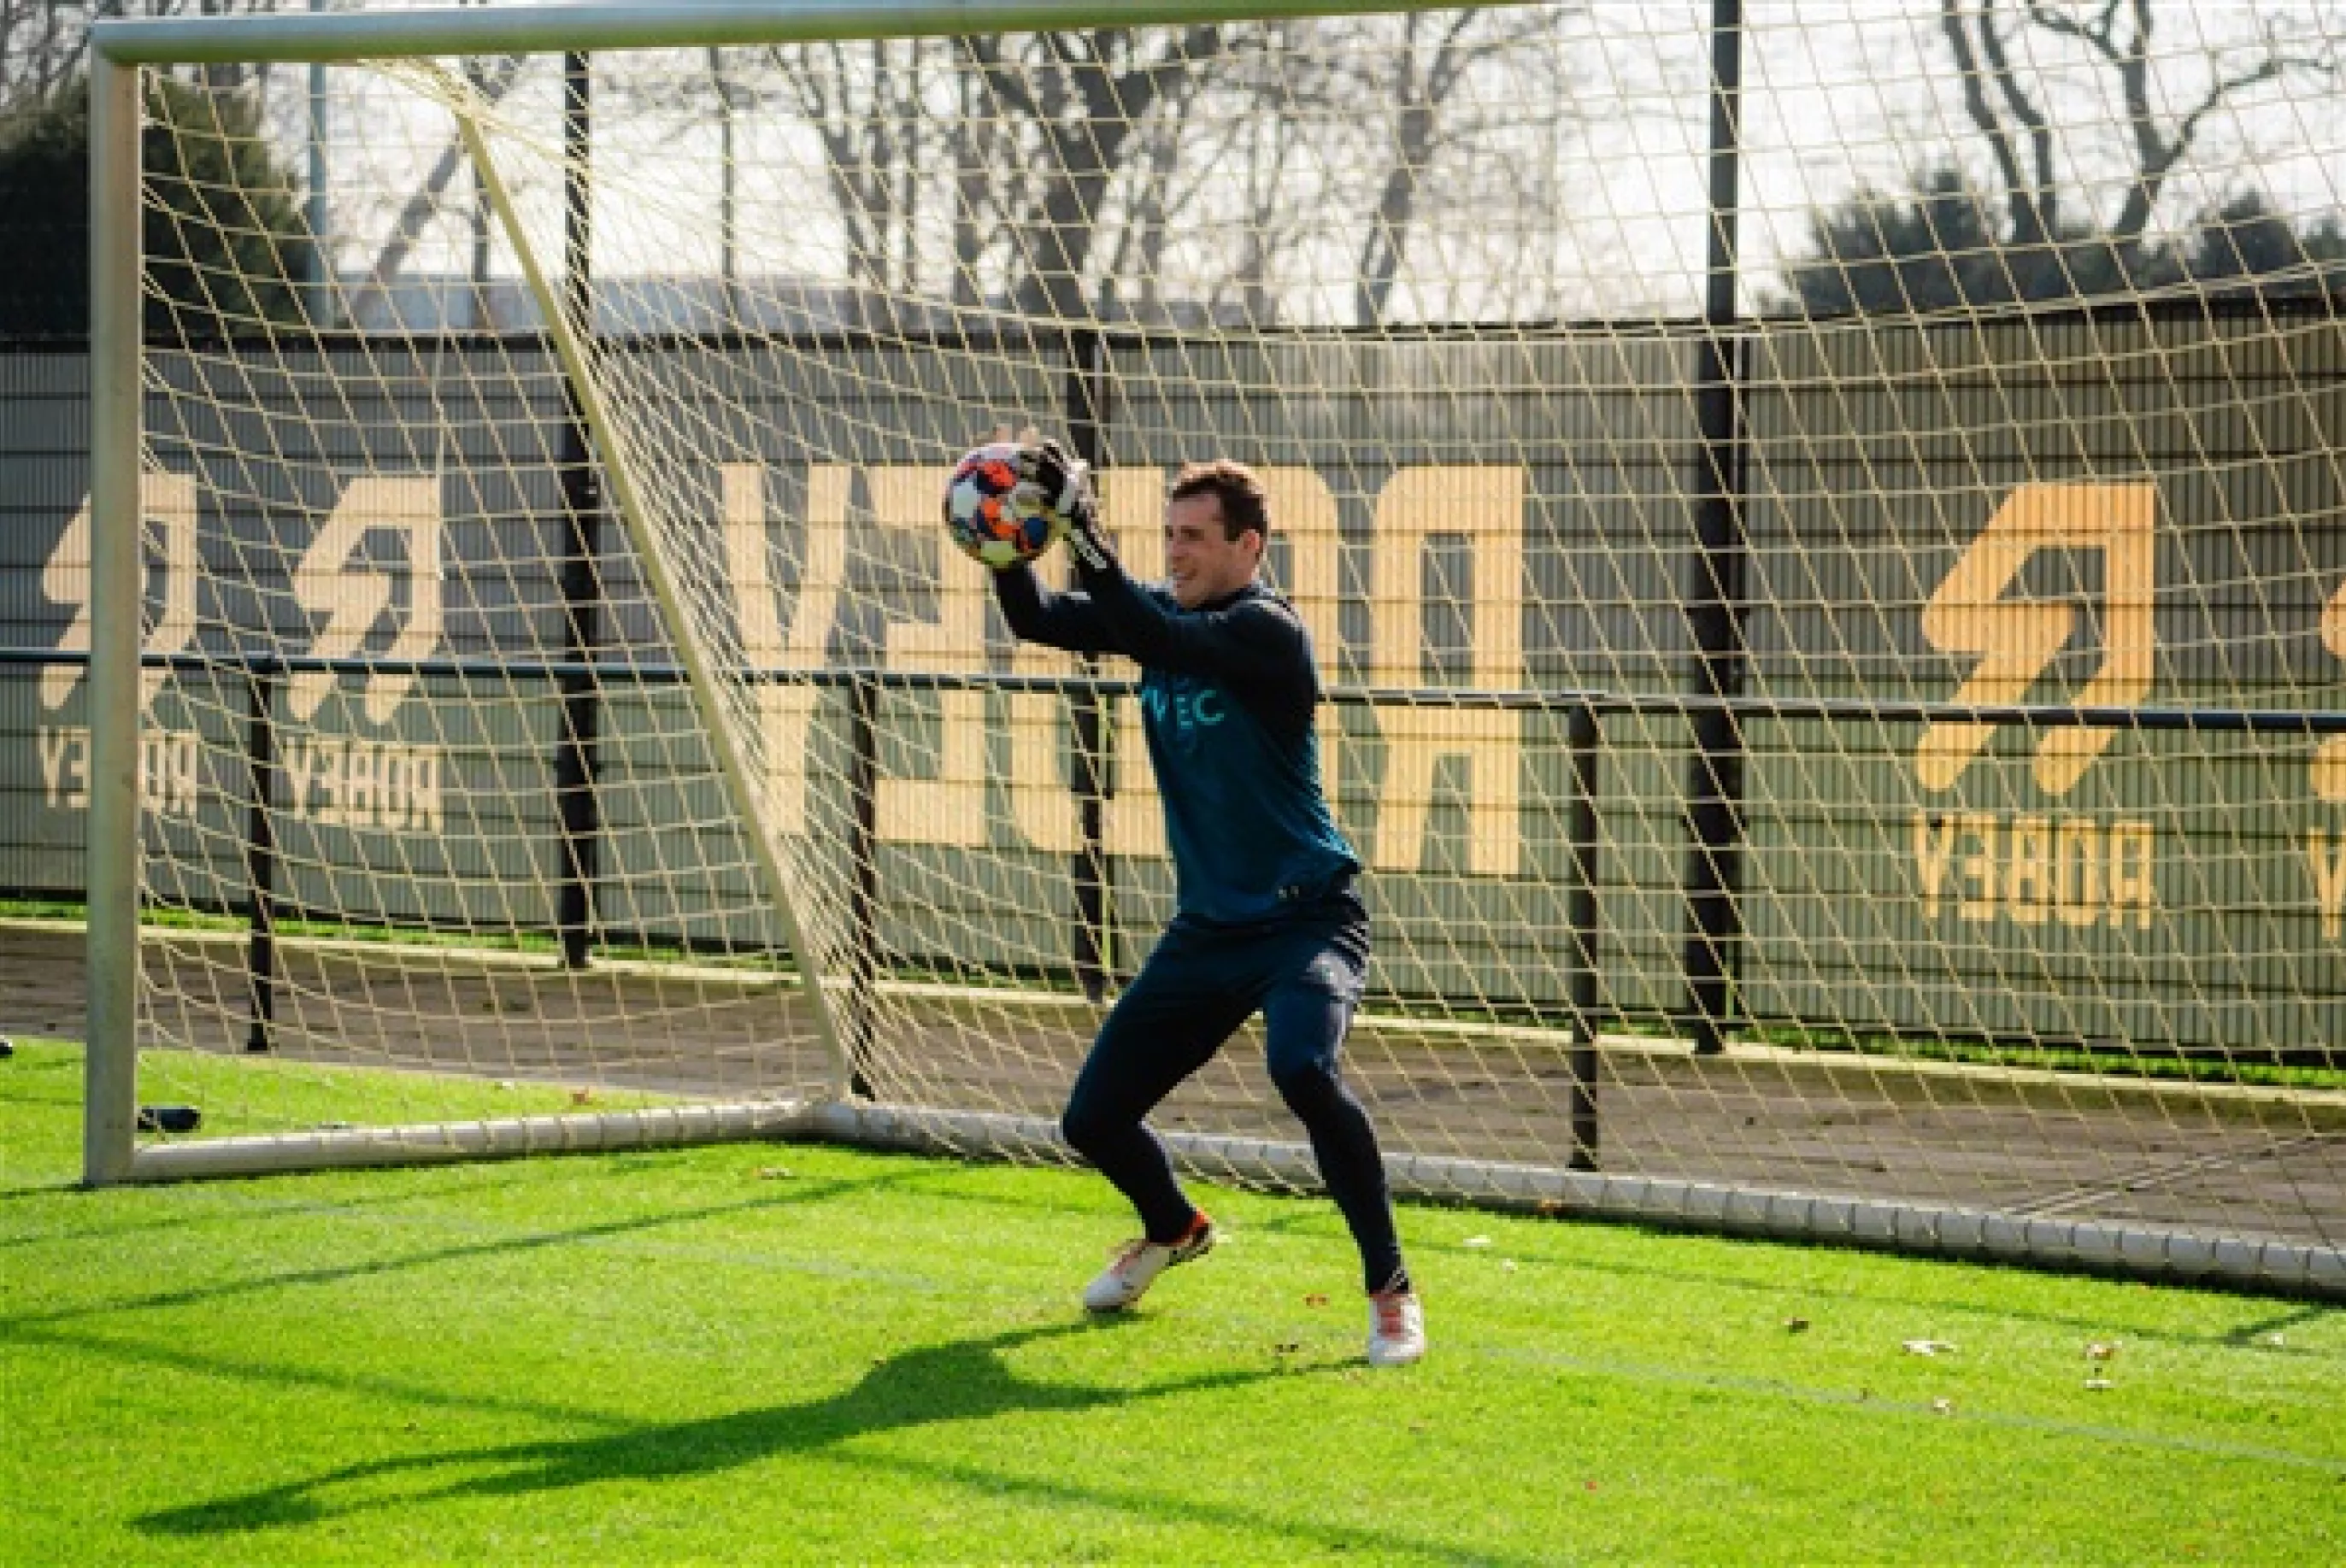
[942,442,1061,568]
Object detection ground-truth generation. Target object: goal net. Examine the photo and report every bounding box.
[72,2,2342,1292]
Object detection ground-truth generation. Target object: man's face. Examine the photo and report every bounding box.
[1163,492,1263,608]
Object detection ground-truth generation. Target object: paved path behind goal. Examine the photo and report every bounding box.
[7,922,2337,1252]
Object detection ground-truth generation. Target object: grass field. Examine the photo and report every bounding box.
[3,1039,2342,1565]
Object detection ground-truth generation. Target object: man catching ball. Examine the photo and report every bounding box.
[979,443,1425,1368]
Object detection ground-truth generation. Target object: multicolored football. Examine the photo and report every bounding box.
[942,442,1061,568]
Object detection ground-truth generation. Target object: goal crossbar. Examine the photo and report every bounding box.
[90,0,1514,66]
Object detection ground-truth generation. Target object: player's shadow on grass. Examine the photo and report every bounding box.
[138,1318,1298,1538]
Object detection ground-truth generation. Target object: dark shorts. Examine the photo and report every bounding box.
[1072,883,1369,1109]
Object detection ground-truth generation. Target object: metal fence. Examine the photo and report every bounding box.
[5,314,2344,1064]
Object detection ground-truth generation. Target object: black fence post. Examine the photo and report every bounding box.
[1068,682,1108,1001]
[1681,0,1748,1057]
[1064,327,1111,1001]
[843,674,879,1096]
[554,48,603,972]
[1567,701,1602,1170]
[244,663,278,1054]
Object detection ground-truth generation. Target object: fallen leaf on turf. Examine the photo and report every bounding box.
[1902,1339,1958,1356]
[1304,1293,1329,1307]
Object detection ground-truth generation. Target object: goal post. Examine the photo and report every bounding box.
[74,3,2344,1298]
[85,0,1516,1188]
[85,54,143,1188]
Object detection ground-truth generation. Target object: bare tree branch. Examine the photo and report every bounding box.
[347,53,527,322]
[1999,0,2339,246]
[1941,0,2043,251]
[1961,0,2058,247]
[1351,8,1579,325]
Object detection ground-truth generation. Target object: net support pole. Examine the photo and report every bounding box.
[304,0,330,326]
[244,665,279,1054]
[83,55,143,1187]
[1681,0,1748,1057]
[553,50,604,972]
[445,68,861,1099]
[1567,701,1602,1170]
[1065,327,1111,1001]
[843,676,879,1095]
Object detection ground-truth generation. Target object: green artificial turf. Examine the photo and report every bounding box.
[3,1038,2340,1565]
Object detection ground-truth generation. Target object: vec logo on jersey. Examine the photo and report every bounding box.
[37,474,447,833]
[1140,675,1226,742]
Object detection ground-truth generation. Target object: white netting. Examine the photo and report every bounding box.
[45,3,2339,1276]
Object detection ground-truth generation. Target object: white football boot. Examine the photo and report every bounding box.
[1082,1213,1216,1312]
[1366,1288,1427,1366]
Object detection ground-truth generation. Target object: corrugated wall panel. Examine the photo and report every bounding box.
[3,325,2338,1049]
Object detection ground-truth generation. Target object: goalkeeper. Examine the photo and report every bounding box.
[982,444,1425,1368]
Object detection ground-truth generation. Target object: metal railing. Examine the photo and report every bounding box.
[9,640,2342,1092]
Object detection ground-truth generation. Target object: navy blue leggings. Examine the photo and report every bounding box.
[1059,887,1408,1295]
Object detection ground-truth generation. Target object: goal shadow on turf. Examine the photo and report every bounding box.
[133,1318,1314,1539]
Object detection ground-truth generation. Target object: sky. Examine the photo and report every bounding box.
[224,0,2346,324]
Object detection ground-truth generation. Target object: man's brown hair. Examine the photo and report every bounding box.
[1169,460,1272,543]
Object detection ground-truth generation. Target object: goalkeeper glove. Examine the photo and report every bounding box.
[1030,438,1114,573]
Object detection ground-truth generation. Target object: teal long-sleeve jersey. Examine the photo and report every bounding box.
[991,557,1360,926]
